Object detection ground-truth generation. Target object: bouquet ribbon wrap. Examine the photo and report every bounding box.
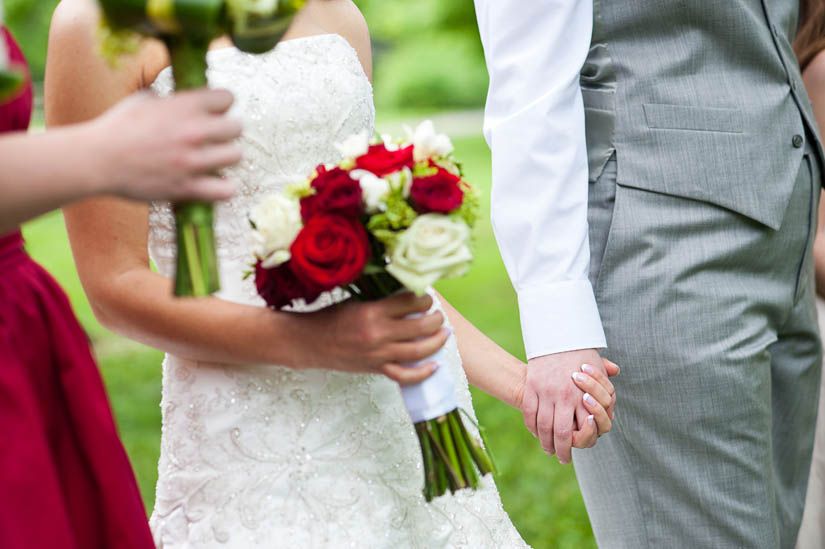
[401,315,459,423]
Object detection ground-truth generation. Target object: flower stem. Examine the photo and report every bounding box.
[436,415,466,490]
[448,411,479,490]
[416,423,437,502]
[167,36,220,297]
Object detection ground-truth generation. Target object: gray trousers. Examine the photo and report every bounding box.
[574,149,823,548]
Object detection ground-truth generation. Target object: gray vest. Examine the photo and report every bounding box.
[582,0,823,229]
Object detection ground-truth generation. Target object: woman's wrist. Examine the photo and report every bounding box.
[69,121,115,198]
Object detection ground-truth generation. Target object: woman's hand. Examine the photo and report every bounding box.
[289,292,449,384]
[90,90,243,202]
[569,359,619,449]
[510,357,618,450]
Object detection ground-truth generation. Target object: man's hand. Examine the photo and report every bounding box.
[90,89,243,202]
[522,348,606,464]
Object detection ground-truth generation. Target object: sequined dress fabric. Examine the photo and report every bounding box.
[147,34,528,548]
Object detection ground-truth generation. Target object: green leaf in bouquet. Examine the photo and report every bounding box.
[0,67,25,102]
[284,179,315,200]
[227,0,306,53]
[367,228,397,248]
[367,192,417,233]
[98,19,141,66]
[452,181,481,229]
[412,161,438,179]
[361,261,386,276]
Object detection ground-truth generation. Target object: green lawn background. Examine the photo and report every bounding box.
[22,135,597,548]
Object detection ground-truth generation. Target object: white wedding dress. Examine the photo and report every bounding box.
[147,34,528,548]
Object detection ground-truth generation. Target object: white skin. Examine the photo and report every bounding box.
[46,0,617,437]
[0,88,242,234]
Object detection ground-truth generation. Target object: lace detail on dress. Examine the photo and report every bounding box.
[147,34,527,548]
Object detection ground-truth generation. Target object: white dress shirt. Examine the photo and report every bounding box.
[474,0,607,359]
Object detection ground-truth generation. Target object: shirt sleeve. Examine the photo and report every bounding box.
[474,0,606,359]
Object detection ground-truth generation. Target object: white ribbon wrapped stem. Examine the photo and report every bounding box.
[399,301,459,423]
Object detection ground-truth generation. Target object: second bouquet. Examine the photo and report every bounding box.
[248,121,494,501]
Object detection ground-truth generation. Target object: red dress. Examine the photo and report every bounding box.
[0,29,154,549]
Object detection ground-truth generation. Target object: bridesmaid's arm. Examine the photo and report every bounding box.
[0,90,240,234]
[45,0,445,384]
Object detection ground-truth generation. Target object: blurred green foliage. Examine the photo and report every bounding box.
[4,0,488,111]
[5,0,60,82]
[357,0,488,110]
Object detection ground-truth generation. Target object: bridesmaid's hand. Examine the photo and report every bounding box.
[90,89,243,202]
[290,292,448,385]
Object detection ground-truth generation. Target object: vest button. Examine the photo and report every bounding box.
[792,134,804,148]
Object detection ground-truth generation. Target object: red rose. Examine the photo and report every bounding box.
[409,167,465,214]
[289,214,371,291]
[355,143,415,176]
[255,261,322,309]
[301,166,364,221]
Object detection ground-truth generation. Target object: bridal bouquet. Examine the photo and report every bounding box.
[98,0,306,297]
[248,121,495,501]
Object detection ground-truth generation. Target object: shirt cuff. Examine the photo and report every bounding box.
[517,279,607,360]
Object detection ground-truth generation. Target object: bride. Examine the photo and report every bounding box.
[45,1,616,547]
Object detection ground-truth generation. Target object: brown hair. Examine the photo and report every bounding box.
[796,0,825,72]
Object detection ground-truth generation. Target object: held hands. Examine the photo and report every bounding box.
[521,349,619,464]
[290,292,448,385]
[89,89,243,202]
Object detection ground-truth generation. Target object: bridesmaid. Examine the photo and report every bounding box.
[796,2,825,546]
[0,24,244,549]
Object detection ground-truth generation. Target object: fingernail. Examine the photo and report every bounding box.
[583,393,596,406]
[581,364,595,375]
[431,363,440,372]
[572,372,587,383]
[588,414,595,425]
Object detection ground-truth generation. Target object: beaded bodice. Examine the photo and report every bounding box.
[147,34,527,548]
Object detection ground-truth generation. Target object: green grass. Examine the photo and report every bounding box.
[22,136,596,548]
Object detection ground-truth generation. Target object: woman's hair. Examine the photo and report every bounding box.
[796,0,825,72]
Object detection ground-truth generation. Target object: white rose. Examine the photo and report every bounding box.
[334,130,370,159]
[381,133,401,152]
[350,169,390,213]
[405,120,454,163]
[248,193,302,268]
[386,215,473,295]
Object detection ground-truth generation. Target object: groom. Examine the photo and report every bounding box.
[475,1,824,547]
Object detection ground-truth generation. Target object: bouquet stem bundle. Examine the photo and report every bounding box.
[351,272,496,501]
[416,410,496,501]
[168,36,219,296]
[98,0,305,296]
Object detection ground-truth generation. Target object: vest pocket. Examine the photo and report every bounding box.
[643,103,744,134]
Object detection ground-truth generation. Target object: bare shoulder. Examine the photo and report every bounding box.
[49,0,102,51]
[47,0,170,125]
[307,0,372,79]
[804,49,825,96]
